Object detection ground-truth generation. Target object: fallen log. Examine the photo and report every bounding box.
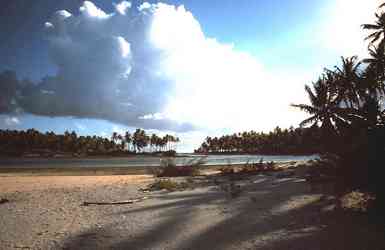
[0,198,9,204]
[82,196,148,206]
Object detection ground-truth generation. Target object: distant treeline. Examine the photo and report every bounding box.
[0,128,179,157]
[194,126,322,155]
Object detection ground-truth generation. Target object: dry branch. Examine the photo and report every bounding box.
[81,196,148,206]
[0,198,9,204]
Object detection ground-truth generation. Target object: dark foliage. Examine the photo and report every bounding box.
[0,128,179,157]
[293,1,385,211]
[195,126,322,155]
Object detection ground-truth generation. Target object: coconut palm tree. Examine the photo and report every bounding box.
[150,134,157,152]
[124,132,132,151]
[111,132,118,145]
[292,73,364,154]
[362,4,385,48]
[333,56,362,108]
[292,76,345,132]
[362,44,385,95]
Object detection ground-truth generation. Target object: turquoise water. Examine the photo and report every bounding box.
[0,154,317,168]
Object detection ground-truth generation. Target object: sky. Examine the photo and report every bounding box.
[0,0,382,152]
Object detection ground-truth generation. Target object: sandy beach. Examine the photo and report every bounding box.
[1,170,384,250]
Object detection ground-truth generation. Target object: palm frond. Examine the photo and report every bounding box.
[362,59,375,64]
[367,46,377,57]
[304,84,317,106]
[352,59,362,72]
[367,31,382,44]
[299,115,318,128]
[291,104,318,114]
[362,24,381,30]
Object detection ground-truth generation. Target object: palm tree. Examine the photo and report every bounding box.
[360,95,383,128]
[333,56,362,108]
[174,136,180,152]
[133,129,148,152]
[194,127,322,155]
[132,129,141,152]
[124,132,132,151]
[117,134,124,150]
[362,44,385,95]
[362,4,385,48]
[291,74,356,143]
[111,132,118,146]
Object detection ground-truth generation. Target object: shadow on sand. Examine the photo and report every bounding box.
[61,175,385,250]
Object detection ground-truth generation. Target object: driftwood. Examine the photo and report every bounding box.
[82,196,148,206]
[0,198,9,204]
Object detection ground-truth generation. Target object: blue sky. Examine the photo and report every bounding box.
[0,0,329,79]
[0,0,381,151]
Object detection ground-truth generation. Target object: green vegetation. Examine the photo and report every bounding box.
[292,2,385,210]
[145,179,193,192]
[195,126,322,155]
[218,166,236,175]
[0,128,179,157]
[219,158,277,175]
[151,157,206,177]
[239,160,277,174]
[340,191,376,212]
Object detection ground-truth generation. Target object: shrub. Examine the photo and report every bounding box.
[340,191,375,212]
[147,179,192,191]
[153,157,206,177]
[239,159,277,174]
[219,166,235,175]
[147,179,180,191]
[161,150,176,157]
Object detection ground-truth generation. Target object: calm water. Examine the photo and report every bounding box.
[0,154,318,169]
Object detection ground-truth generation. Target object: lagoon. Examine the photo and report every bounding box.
[0,154,317,169]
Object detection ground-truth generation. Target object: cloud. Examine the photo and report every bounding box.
[74,122,86,131]
[2,0,379,151]
[111,124,126,135]
[0,70,19,113]
[0,115,21,129]
[0,1,320,134]
[114,1,132,15]
[1,1,199,131]
[4,116,20,126]
[317,0,382,58]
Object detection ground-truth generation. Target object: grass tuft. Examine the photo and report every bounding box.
[146,179,193,192]
[151,157,206,177]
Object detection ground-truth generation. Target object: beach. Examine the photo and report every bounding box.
[1,166,384,250]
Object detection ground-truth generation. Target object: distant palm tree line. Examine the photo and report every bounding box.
[194,126,322,155]
[291,2,385,203]
[112,129,180,153]
[0,128,179,156]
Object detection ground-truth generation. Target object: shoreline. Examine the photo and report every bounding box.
[0,161,300,176]
[0,153,316,159]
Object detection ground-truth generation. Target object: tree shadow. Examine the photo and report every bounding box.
[61,175,385,250]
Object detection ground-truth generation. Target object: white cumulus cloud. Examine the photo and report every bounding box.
[4,116,20,126]
[318,0,382,58]
[4,1,308,139]
[114,1,132,15]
